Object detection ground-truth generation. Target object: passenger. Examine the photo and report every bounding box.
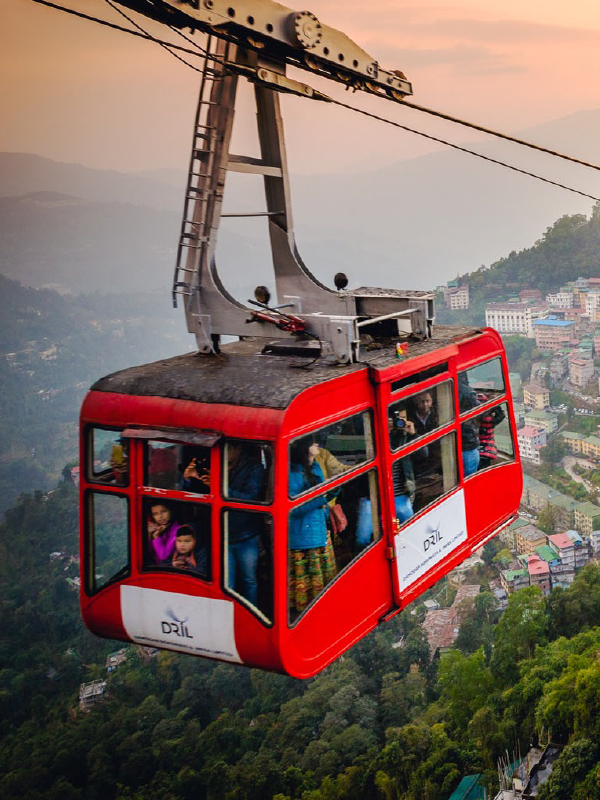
[356,411,415,548]
[477,394,506,469]
[289,439,337,615]
[169,524,207,576]
[407,390,440,478]
[458,373,480,476]
[109,441,128,485]
[181,449,210,493]
[189,442,265,604]
[148,501,180,564]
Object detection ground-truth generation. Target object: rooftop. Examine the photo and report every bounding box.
[524,409,557,420]
[533,319,574,328]
[574,501,600,518]
[518,426,544,438]
[502,568,527,581]
[549,532,574,550]
[528,555,550,576]
[536,544,559,562]
[91,325,474,410]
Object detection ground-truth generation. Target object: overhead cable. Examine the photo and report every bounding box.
[330,99,600,202]
[102,0,202,71]
[27,0,208,59]
[26,0,600,202]
[399,99,600,174]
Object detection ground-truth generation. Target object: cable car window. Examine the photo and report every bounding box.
[223,510,273,623]
[458,358,505,411]
[388,381,454,452]
[145,441,211,494]
[88,492,129,594]
[288,469,381,623]
[394,431,458,525]
[223,440,273,503]
[143,498,211,579]
[288,410,375,498]
[390,362,448,393]
[463,401,515,477]
[88,428,129,486]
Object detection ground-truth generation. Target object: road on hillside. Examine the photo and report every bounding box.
[563,455,596,491]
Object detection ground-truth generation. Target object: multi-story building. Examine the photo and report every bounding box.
[580,435,600,460]
[527,554,551,595]
[549,351,569,384]
[500,568,529,594]
[517,426,547,464]
[444,285,470,310]
[523,409,558,434]
[485,303,532,336]
[585,291,600,322]
[515,523,547,555]
[569,357,594,388]
[560,431,586,454]
[522,475,579,530]
[501,516,529,550]
[573,501,600,536]
[567,530,592,569]
[546,290,574,309]
[548,531,576,569]
[533,318,576,351]
[523,384,550,409]
[591,529,600,557]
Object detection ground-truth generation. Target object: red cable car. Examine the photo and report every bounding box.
[80,327,521,678]
[78,4,522,676]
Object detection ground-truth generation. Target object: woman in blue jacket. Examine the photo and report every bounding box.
[289,439,337,616]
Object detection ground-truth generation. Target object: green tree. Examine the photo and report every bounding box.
[490,587,548,682]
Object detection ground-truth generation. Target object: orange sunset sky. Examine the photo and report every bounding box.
[2,0,600,175]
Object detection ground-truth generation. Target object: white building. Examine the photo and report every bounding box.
[446,285,470,310]
[585,291,600,322]
[546,290,574,309]
[485,303,533,336]
[517,426,547,464]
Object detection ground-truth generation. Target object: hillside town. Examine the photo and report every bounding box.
[434,278,600,611]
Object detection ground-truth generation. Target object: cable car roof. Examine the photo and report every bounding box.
[91,325,476,410]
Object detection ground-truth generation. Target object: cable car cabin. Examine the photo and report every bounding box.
[79,325,521,678]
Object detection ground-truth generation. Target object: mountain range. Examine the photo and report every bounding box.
[1,107,599,294]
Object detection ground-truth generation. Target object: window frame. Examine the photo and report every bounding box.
[139,491,213,583]
[390,430,460,530]
[85,489,130,596]
[221,506,274,627]
[86,424,130,488]
[286,466,383,627]
[458,357,506,417]
[221,438,274,505]
[287,408,376,500]
[387,378,455,454]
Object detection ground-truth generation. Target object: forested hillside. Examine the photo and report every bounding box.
[465,203,600,299]
[0,275,189,516]
[1,479,600,800]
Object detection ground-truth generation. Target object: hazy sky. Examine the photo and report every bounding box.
[3,0,600,174]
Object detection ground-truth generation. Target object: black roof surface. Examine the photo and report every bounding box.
[92,326,475,410]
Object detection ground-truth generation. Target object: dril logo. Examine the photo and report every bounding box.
[423,523,443,552]
[161,607,193,639]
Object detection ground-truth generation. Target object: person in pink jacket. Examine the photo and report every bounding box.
[147,501,181,563]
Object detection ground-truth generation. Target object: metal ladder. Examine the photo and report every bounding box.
[172,34,227,311]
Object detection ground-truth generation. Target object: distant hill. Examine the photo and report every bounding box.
[0,274,191,516]
[0,191,180,293]
[1,107,599,294]
[461,206,600,298]
[0,152,183,211]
